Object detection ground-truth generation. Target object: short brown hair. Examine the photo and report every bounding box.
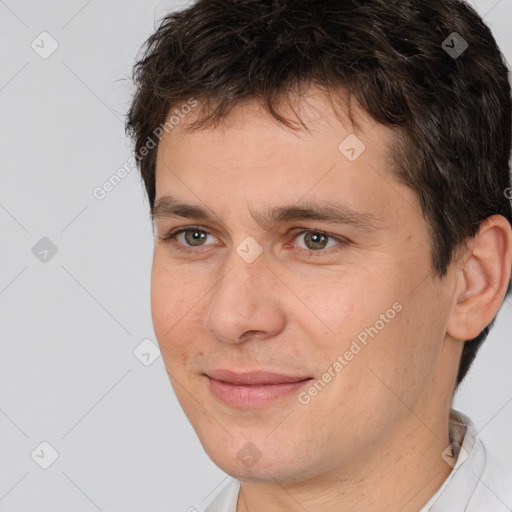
[125,0,512,387]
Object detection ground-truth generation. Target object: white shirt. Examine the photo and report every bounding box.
[203,409,512,511]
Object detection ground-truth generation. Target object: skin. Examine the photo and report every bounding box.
[150,87,512,512]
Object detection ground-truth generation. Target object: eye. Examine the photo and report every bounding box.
[292,230,345,252]
[159,226,348,256]
[160,226,218,251]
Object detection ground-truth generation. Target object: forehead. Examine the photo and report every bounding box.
[162,86,384,146]
[156,87,395,175]
[153,87,410,227]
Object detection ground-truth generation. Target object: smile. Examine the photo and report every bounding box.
[205,370,313,408]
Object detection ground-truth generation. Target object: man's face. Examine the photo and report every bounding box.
[151,90,460,482]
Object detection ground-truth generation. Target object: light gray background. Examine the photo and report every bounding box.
[0,1,511,511]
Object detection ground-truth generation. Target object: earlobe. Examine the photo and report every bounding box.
[446,215,512,341]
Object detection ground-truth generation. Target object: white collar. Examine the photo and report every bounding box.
[419,408,486,511]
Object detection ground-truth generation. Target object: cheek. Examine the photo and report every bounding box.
[151,254,195,327]
[150,259,205,362]
[346,279,449,403]
[301,271,397,352]
[299,268,421,407]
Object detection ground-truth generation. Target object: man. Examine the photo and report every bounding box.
[125,0,512,510]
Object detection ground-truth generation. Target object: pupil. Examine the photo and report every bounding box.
[306,232,326,250]
[186,230,206,245]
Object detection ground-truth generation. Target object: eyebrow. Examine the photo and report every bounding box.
[152,195,383,231]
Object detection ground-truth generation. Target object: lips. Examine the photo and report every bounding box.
[204,369,313,408]
[205,368,312,386]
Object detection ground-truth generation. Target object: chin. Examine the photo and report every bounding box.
[200,433,318,484]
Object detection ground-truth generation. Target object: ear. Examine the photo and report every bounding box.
[447,214,512,341]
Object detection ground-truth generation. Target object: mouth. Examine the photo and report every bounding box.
[204,369,314,408]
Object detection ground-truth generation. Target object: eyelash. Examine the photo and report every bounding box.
[159,225,347,256]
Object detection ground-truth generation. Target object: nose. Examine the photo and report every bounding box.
[202,252,287,344]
